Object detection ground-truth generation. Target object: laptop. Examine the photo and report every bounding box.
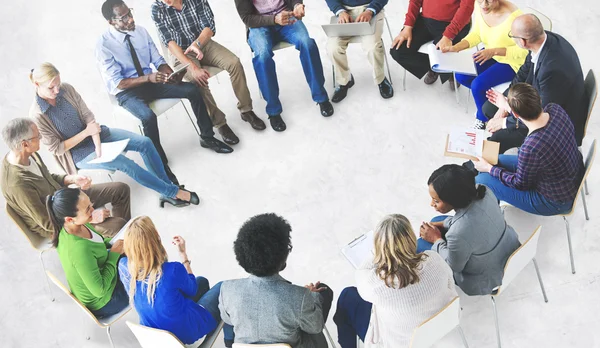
[322,15,376,37]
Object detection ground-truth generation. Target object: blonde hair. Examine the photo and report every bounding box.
[373,214,427,288]
[123,216,168,306]
[29,62,60,85]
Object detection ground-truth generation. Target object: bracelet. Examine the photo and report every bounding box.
[182,259,191,266]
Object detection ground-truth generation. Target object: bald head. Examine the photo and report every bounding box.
[512,14,545,43]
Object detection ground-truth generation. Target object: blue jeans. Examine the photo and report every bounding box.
[192,277,234,342]
[455,59,515,122]
[416,215,450,253]
[76,128,178,198]
[333,287,372,348]
[91,275,129,319]
[475,155,574,215]
[248,20,328,116]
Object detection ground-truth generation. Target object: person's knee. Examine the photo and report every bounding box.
[136,108,157,125]
[470,76,488,97]
[181,82,200,99]
[327,38,346,56]
[196,276,210,290]
[337,286,358,307]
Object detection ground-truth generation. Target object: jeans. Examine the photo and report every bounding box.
[248,20,328,116]
[76,128,178,198]
[333,287,372,348]
[455,59,516,122]
[416,215,450,253]
[91,276,129,319]
[191,277,235,342]
[116,82,215,166]
[475,155,574,215]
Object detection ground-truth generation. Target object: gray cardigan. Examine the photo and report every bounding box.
[219,274,328,348]
[432,188,521,296]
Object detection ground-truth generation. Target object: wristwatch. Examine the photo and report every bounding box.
[182,259,192,266]
[195,40,203,49]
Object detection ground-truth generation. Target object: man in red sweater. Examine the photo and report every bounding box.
[390,0,474,89]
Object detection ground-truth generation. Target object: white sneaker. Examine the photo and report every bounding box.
[473,119,486,130]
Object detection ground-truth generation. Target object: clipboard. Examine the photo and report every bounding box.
[341,230,374,269]
[444,135,500,165]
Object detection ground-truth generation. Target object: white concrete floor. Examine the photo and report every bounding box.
[1,0,599,347]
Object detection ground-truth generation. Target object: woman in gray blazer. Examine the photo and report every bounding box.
[419,164,521,296]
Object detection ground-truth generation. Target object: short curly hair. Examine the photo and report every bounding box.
[234,213,292,277]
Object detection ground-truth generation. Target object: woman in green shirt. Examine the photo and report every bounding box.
[46,187,129,318]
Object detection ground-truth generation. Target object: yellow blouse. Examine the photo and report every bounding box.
[463,4,528,72]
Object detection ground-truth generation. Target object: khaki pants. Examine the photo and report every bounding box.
[170,40,253,128]
[327,6,385,86]
[86,182,131,237]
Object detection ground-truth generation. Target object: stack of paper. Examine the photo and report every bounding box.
[88,139,130,164]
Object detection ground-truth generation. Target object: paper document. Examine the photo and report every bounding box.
[428,46,478,76]
[109,217,137,245]
[342,230,375,269]
[446,128,485,158]
[88,139,129,164]
[169,63,189,79]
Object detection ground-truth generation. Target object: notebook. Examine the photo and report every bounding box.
[428,45,478,76]
[341,230,374,269]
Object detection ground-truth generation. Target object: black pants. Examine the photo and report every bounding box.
[482,88,529,153]
[116,82,214,166]
[389,16,471,83]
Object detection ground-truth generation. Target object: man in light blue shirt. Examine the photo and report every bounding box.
[96,0,233,181]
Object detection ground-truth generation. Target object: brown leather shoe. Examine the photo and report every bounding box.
[241,111,266,130]
[218,124,239,145]
[424,70,439,85]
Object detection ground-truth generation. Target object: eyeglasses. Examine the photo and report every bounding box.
[25,134,42,142]
[508,31,528,41]
[113,8,134,22]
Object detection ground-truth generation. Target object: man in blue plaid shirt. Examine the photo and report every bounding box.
[474,83,584,216]
[152,0,266,144]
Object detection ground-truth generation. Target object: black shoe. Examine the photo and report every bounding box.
[159,196,189,208]
[331,75,355,103]
[164,165,179,186]
[181,189,200,205]
[378,77,394,99]
[200,136,233,153]
[318,100,334,117]
[269,115,287,132]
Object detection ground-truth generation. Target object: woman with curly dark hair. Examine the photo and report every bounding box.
[218,213,333,347]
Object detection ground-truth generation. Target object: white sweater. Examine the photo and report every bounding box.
[356,251,457,348]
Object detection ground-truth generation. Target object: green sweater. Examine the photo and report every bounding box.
[56,224,120,311]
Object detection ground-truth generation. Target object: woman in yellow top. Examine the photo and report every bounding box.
[450,0,528,129]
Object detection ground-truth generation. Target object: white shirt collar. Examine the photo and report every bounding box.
[109,25,134,42]
[531,33,548,64]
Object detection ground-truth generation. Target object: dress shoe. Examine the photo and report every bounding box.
[378,77,394,99]
[424,70,439,85]
[164,165,179,186]
[331,75,355,103]
[318,100,334,117]
[159,196,189,208]
[218,124,239,145]
[448,75,460,91]
[473,119,486,130]
[269,115,287,132]
[241,111,266,130]
[200,136,233,153]
[181,189,200,205]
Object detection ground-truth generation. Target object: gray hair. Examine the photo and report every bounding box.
[2,118,36,151]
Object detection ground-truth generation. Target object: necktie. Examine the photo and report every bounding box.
[125,34,144,77]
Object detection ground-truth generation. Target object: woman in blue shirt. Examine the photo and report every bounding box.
[118,216,234,347]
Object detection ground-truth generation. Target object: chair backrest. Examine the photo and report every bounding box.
[566,139,597,215]
[522,7,552,31]
[232,344,292,348]
[46,271,103,325]
[409,297,462,348]
[583,70,597,138]
[6,204,52,251]
[126,321,186,348]
[495,226,542,295]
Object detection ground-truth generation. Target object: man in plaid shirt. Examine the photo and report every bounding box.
[474,83,584,216]
[152,0,266,145]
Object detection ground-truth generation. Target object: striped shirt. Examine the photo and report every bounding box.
[490,103,584,203]
[152,0,216,50]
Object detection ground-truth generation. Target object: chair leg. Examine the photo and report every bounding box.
[106,326,115,348]
[532,258,549,303]
[332,65,336,89]
[458,325,470,348]
[137,125,144,136]
[180,101,201,136]
[563,217,576,274]
[381,40,392,85]
[107,173,114,182]
[403,69,407,91]
[581,190,589,221]
[453,72,460,104]
[40,251,54,302]
[584,179,589,195]
[491,296,501,348]
[323,326,337,348]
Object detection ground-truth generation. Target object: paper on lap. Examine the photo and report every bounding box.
[88,139,129,164]
[109,217,136,244]
[342,230,374,269]
[428,46,478,76]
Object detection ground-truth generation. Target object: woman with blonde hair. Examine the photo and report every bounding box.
[117,216,234,347]
[333,214,456,347]
[29,62,198,208]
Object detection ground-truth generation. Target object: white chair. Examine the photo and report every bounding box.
[47,271,131,348]
[409,297,469,348]
[127,320,224,348]
[489,226,548,348]
[331,14,394,89]
[230,327,335,348]
[582,69,597,195]
[6,204,54,301]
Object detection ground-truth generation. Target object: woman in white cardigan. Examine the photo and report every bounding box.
[333,214,457,348]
